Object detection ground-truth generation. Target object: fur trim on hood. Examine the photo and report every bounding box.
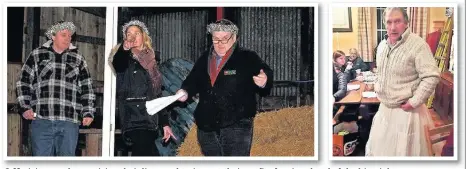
[108,43,122,75]
[42,40,77,50]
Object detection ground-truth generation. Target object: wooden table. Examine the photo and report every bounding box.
[333,80,380,125]
[335,81,380,105]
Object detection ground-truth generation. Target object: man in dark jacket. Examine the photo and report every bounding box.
[176,19,273,156]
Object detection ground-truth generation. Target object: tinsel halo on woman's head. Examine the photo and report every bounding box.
[122,20,150,39]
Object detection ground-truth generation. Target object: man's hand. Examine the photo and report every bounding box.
[253,69,268,87]
[400,102,414,111]
[177,89,188,102]
[162,126,177,143]
[82,117,93,126]
[22,109,35,120]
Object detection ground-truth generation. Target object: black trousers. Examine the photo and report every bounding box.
[197,118,254,156]
[126,129,160,156]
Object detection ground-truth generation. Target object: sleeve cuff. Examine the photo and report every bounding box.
[260,83,266,88]
[407,98,422,109]
[18,107,30,115]
[82,112,94,119]
[159,116,169,127]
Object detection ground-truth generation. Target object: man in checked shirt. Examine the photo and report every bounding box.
[16,21,95,156]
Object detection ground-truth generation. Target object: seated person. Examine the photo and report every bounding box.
[333,121,358,134]
[333,104,359,134]
[333,50,349,118]
[345,48,370,80]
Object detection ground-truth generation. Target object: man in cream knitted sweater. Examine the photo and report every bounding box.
[365,7,440,156]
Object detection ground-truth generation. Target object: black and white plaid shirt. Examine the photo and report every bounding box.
[16,40,95,124]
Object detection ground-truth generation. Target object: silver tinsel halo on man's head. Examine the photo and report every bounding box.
[206,19,238,35]
[122,20,150,39]
[45,21,76,39]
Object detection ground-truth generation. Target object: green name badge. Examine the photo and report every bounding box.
[224,70,236,75]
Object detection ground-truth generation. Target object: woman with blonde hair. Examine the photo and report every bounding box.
[346,48,369,80]
[109,20,176,156]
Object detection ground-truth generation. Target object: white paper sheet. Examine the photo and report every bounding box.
[145,92,186,115]
[347,84,360,91]
[362,91,377,98]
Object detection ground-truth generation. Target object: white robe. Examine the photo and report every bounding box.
[365,103,435,156]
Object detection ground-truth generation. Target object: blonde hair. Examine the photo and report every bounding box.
[142,30,153,51]
[349,48,359,56]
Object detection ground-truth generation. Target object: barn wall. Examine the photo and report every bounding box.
[37,7,106,82]
[237,7,304,97]
[128,8,212,62]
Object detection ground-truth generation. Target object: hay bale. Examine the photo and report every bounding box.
[177,106,314,156]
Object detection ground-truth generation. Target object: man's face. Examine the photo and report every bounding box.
[385,9,408,44]
[212,31,236,56]
[52,29,72,51]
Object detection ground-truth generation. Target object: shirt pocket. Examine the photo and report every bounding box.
[65,62,79,83]
[38,59,53,80]
[222,69,238,85]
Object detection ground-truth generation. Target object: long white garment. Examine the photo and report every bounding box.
[365,103,435,156]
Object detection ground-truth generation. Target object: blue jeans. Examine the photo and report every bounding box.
[30,119,80,156]
[197,117,254,156]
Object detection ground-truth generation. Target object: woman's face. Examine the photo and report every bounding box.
[335,55,346,66]
[126,26,144,49]
[349,52,358,61]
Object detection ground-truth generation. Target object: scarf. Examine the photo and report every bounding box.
[209,44,236,86]
[132,48,162,96]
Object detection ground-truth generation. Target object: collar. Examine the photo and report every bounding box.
[42,40,77,51]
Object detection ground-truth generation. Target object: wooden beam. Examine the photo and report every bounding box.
[7,114,22,156]
[7,103,18,113]
[217,7,224,20]
[24,7,41,62]
[39,29,105,45]
[79,129,102,156]
[79,128,102,134]
[72,7,106,18]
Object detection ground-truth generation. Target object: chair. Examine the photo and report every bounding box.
[424,123,453,156]
[333,105,346,125]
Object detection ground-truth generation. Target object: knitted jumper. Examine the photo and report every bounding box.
[375,30,440,108]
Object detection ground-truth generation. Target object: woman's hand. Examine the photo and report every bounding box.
[123,36,136,50]
[162,126,177,143]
